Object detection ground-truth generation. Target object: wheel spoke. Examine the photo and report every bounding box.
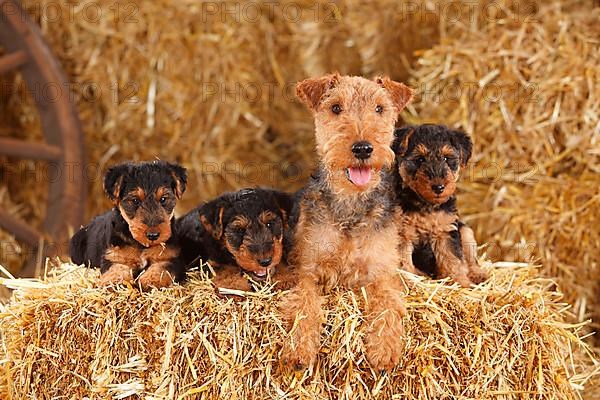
[0,138,62,161]
[0,50,27,74]
[0,209,43,247]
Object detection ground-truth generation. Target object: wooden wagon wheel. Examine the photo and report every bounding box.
[0,0,86,276]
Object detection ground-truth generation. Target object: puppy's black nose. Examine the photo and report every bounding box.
[146,232,160,241]
[351,141,373,160]
[431,184,445,195]
[258,257,272,267]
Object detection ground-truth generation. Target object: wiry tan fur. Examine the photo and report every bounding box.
[281,74,414,371]
[396,211,472,287]
[459,225,488,283]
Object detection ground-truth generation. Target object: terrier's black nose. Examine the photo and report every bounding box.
[351,141,373,160]
[431,184,445,195]
[146,232,160,241]
[258,257,272,267]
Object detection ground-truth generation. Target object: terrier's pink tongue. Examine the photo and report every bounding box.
[254,269,267,277]
[347,167,372,186]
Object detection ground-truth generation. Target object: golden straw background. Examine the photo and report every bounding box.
[0,0,599,397]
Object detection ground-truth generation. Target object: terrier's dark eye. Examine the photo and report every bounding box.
[266,221,274,229]
[375,105,383,114]
[130,198,140,206]
[416,156,426,165]
[331,104,342,114]
[446,157,458,169]
[160,196,168,206]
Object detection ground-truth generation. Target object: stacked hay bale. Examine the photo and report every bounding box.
[19,0,313,213]
[1,0,561,273]
[0,1,597,396]
[0,263,597,398]
[408,1,600,337]
[0,0,458,272]
[11,0,459,213]
[0,189,21,298]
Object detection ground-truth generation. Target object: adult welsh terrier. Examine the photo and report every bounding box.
[281,73,414,371]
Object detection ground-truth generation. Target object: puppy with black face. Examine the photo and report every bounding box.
[176,188,296,292]
[393,124,488,286]
[69,161,188,290]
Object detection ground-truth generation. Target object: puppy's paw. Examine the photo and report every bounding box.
[137,263,175,291]
[99,264,135,287]
[213,270,253,295]
[399,258,419,275]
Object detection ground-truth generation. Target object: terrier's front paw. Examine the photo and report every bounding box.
[99,264,135,287]
[365,322,405,371]
[137,264,175,291]
[467,266,489,284]
[452,273,475,288]
[281,341,317,371]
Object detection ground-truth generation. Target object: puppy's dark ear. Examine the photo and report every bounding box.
[272,191,294,228]
[103,163,129,203]
[450,129,473,166]
[167,163,187,198]
[392,127,414,157]
[375,76,414,113]
[199,204,224,240]
[69,227,88,265]
[296,72,340,112]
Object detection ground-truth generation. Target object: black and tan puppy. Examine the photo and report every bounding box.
[176,188,296,291]
[69,160,187,290]
[392,124,488,286]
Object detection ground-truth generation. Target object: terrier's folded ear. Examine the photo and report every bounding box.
[296,72,341,112]
[166,162,188,199]
[272,191,294,228]
[103,163,130,203]
[449,129,473,167]
[199,204,224,240]
[392,126,415,157]
[375,76,414,113]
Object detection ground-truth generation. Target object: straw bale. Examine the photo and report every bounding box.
[0,68,46,215]
[5,0,447,226]
[0,262,597,399]
[0,0,409,272]
[14,0,379,215]
[0,0,553,271]
[408,0,599,336]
